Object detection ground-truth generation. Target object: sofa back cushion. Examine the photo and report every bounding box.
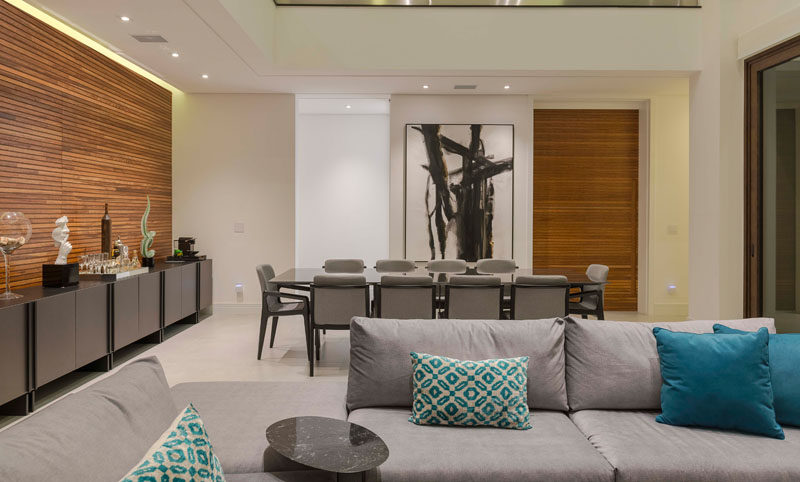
[0,356,178,482]
[564,317,776,411]
[347,317,568,411]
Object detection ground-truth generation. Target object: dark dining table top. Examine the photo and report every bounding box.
[271,267,602,287]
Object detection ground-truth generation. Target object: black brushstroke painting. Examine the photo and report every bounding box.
[410,124,513,261]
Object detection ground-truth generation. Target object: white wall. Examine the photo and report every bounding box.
[388,95,533,267]
[295,111,390,268]
[172,93,295,305]
[688,0,800,319]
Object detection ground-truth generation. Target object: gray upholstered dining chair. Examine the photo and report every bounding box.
[426,259,467,273]
[255,264,310,361]
[375,259,416,273]
[374,275,435,319]
[476,258,518,274]
[569,264,609,320]
[511,275,570,320]
[322,259,366,274]
[444,275,504,319]
[309,274,369,376]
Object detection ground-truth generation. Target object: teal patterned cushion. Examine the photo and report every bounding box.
[121,404,225,482]
[409,352,531,430]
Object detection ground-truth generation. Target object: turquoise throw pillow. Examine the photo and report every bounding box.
[409,352,531,430]
[652,327,784,439]
[121,403,225,482]
[714,324,800,427]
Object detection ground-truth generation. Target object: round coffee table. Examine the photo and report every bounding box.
[266,416,389,481]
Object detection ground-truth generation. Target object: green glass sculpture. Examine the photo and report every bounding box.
[141,195,156,259]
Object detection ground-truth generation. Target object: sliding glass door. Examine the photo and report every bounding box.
[745,35,800,333]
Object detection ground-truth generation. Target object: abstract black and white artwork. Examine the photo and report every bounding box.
[405,124,513,261]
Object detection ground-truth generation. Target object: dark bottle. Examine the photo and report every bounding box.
[101,203,112,254]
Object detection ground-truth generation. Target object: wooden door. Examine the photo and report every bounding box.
[533,109,638,311]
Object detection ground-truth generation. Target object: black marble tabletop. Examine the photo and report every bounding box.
[266,416,389,474]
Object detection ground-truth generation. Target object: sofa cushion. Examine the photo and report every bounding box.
[348,407,614,482]
[565,317,776,411]
[714,324,800,427]
[409,352,531,430]
[171,381,347,474]
[121,403,225,482]
[570,410,800,482]
[653,327,783,439]
[0,356,178,482]
[347,317,568,411]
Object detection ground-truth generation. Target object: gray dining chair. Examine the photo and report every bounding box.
[569,264,609,320]
[511,275,570,320]
[476,258,518,274]
[322,259,366,273]
[426,259,467,273]
[375,259,416,273]
[444,275,503,320]
[256,264,310,361]
[309,274,369,376]
[375,275,435,319]
[426,259,467,313]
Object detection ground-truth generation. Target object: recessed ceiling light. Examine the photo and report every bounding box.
[171,52,179,58]
[504,85,510,90]
[423,85,429,89]
[120,16,130,22]
[201,74,209,79]
[346,105,352,109]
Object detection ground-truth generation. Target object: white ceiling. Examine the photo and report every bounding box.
[25,0,690,96]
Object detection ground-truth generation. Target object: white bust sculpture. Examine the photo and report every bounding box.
[52,216,72,265]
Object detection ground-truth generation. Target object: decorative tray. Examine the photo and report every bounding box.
[79,266,150,281]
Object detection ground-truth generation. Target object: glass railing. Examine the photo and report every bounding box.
[273,0,699,6]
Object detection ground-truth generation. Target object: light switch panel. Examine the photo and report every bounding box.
[234,222,245,233]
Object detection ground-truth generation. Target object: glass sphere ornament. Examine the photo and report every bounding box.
[0,212,33,300]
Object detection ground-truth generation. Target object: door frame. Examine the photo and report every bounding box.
[532,101,649,313]
[744,34,800,317]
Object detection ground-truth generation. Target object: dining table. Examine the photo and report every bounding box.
[271,267,603,289]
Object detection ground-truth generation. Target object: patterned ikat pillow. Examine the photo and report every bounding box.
[409,352,531,430]
[120,403,225,482]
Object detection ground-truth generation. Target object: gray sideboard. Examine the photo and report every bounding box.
[0,260,212,415]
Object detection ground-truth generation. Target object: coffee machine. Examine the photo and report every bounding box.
[167,236,206,261]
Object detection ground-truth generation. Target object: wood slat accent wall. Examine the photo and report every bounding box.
[533,109,638,311]
[0,1,172,289]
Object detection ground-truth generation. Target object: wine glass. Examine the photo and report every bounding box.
[0,212,33,300]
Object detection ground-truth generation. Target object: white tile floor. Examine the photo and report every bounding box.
[0,308,660,430]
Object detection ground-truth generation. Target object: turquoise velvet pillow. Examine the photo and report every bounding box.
[714,324,800,427]
[409,352,531,430]
[652,327,784,439]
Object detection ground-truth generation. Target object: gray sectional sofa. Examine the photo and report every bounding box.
[1,316,799,481]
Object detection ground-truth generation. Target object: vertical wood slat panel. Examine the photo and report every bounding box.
[0,2,171,290]
[533,109,639,311]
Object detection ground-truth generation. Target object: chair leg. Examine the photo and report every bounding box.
[269,316,279,348]
[597,311,605,320]
[257,310,268,360]
[315,329,321,361]
[309,327,315,377]
[303,313,312,363]
[323,329,326,335]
